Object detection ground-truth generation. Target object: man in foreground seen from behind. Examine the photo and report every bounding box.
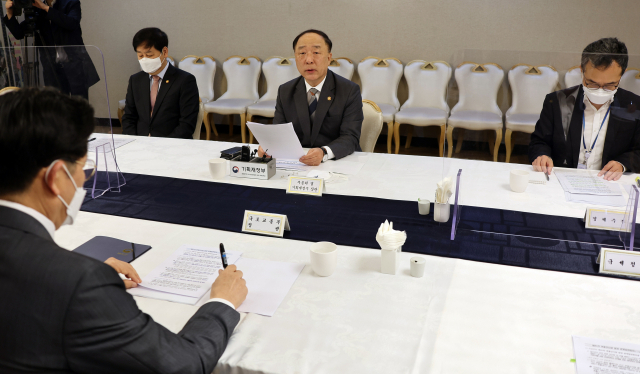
[529,37,640,180]
[122,27,199,138]
[0,88,247,373]
[259,29,363,166]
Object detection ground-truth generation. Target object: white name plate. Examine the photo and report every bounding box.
[287,176,324,196]
[597,247,640,278]
[241,210,290,237]
[584,207,629,232]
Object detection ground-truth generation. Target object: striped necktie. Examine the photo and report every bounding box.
[308,87,318,125]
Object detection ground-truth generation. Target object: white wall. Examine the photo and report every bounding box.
[82,0,640,120]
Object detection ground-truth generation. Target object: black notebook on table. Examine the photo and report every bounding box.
[73,236,151,263]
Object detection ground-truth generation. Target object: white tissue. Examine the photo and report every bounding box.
[436,177,453,203]
[375,220,407,250]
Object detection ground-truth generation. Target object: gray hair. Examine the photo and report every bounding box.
[581,37,628,74]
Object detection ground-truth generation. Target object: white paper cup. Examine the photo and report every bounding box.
[410,257,426,278]
[310,242,337,277]
[418,199,431,215]
[433,202,450,222]
[510,170,529,193]
[209,158,227,180]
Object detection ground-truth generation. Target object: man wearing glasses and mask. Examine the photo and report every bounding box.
[529,37,640,181]
[0,88,248,372]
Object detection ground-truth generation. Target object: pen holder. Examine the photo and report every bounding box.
[433,202,450,223]
[381,246,401,275]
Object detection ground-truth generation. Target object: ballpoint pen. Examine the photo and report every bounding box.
[88,138,96,142]
[219,243,228,269]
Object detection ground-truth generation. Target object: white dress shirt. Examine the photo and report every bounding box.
[0,199,56,239]
[304,76,335,160]
[578,95,615,171]
[149,60,170,91]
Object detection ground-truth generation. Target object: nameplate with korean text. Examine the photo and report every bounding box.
[597,247,640,278]
[241,210,290,237]
[585,207,629,232]
[287,176,324,196]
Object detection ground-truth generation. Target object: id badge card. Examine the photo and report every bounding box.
[578,163,587,170]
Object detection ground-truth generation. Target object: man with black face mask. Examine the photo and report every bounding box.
[2,0,99,99]
[529,37,640,181]
[0,88,248,373]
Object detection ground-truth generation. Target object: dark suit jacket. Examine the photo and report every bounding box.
[529,86,640,172]
[0,206,239,374]
[122,63,199,139]
[2,0,100,91]
[273,69,363,160]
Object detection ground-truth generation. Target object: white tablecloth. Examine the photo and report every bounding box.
[52,134,640,373]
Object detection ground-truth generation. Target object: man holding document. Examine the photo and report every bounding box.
[259,29,363,166]
[529,37,640,181]
[0,88,248,373]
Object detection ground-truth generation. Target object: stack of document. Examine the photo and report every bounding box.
[129,244,305,317]
[555,170,626,206]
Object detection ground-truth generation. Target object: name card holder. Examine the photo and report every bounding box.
[584,207,629,232]
[286,176,324,196]
[242,210,290,237]
[597,247,640,278]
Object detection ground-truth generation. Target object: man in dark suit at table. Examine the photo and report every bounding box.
[122,28,199,138]
[259,29,363,166]
[0,88,247,373]
[529,37,640,181]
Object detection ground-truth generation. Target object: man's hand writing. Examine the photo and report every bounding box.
[532,155,554,174]
[210,264,248,309]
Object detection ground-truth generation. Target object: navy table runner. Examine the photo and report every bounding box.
[82,173,638,279]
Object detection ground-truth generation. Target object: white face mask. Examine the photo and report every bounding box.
[46,161,86,226]
[139,55,165,74]
[583,85,617,105]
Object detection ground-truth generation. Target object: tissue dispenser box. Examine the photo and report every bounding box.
[381,247,401,275]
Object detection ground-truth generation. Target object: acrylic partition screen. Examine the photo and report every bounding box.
[0,44,125,198]
[440,49,640,250]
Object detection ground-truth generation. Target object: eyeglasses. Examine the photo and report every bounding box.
[583,78,620,92]
[77,159,96,182]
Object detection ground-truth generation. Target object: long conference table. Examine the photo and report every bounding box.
[55,134,640,374]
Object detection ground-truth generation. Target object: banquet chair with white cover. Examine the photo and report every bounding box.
[0,86,19,96]
[447,62,505,161]
[203,56,261,142]
[247,56,299,143]
[328,57,355,80]
[358,57,403,153]
[192,99,205,140]
[393,60,451,156]
[504,64,559,163]
[620,68,640,96]
[118,56,175,125]
[360,100,383,152]
[178,56,216,137]
[564,65,582,89]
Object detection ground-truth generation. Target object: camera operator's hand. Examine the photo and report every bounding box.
[32,0,50,12]
[5,1,14,19]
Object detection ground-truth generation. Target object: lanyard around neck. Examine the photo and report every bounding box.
[582,106,611,152]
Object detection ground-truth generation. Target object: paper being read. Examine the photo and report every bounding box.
[572,335,640,374]
[137,245,239,299]
[246,122,306,160]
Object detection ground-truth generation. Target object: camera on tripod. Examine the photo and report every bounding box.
[11,0,38,36]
